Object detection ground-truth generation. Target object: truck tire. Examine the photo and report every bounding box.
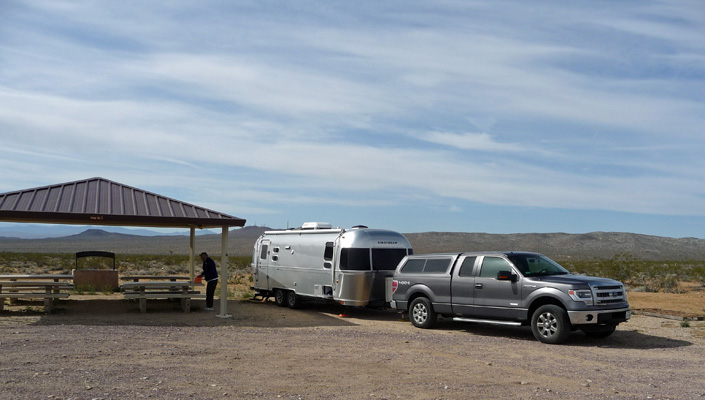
[581,325,617,339]
[274,289,286,307]
[531,304,571,344]
[286,291,301,309]
[409,297,437,329]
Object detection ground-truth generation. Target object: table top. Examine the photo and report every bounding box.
[120,281,202,289]
[0,274,73,280]
[0,274,73,281]
[120,275,191,281]
[0,280,74,287]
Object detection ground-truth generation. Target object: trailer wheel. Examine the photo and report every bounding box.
[286,291,302,309]
[531,304,571,344]
[274,289,286,307]
[409,297,436,329]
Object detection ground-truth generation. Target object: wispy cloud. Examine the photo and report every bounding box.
[1,1,704,236]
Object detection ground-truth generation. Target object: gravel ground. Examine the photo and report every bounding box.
[1,297,704,400]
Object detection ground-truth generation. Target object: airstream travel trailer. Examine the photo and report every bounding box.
[251,223,413,308]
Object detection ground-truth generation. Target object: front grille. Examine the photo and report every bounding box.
[592,284,625,305]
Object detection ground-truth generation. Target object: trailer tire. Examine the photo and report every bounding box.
[409,297,436,329]
[286,291,302,309]
[274,289,286,307]
[531,304,571,344]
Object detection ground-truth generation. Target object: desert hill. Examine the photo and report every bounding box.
[1,226,704,260]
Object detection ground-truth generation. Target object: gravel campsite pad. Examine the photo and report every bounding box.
[1,295,704,400]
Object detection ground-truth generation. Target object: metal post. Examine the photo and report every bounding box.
[189,227,195,281]
[217,226,231,318]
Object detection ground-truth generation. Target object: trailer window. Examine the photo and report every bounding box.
[260,244,268,260]
[324,242,334,261]
[371,249,408,271]
[339,248,371,271]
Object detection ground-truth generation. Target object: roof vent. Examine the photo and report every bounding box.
[351,225,368,229]
[301,222,332,230]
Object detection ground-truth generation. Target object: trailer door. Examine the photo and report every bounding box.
[255,239,271,290]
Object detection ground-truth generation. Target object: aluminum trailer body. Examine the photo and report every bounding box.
[251,223,413,307]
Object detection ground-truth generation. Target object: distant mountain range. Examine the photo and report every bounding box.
[0,224,220,239]
[1,225,704,260]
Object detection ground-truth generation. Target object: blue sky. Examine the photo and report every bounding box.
[1,1,705,238]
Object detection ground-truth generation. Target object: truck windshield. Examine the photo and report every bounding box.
[507,254,570,276]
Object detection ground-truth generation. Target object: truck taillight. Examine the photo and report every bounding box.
[391,280,398,293]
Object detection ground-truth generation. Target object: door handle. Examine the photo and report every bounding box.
[475,283,483,289]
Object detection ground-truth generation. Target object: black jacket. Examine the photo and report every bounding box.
[201,257,219,282]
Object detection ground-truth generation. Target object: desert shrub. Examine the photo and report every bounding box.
[560,254,705,292]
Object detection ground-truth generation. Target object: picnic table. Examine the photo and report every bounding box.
[120,279,204,313]
[0,274,74,313]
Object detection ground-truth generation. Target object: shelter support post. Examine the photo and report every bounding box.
[189,227,195,281]
[217,226,231,318]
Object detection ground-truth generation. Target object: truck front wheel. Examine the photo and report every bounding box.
[531,305,571,344]
[409,297,437,329]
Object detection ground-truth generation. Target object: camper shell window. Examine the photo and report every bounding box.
[371,248,409,271]
[400,257,451,274]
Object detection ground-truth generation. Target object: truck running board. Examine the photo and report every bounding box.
[453,317,522,326]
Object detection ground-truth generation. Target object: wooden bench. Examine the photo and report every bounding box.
[0,279,74,313]
[120,281,204,313]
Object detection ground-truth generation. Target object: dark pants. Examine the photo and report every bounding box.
[206,279,218,308]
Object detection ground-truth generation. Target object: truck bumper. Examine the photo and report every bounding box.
[568,307,631,325]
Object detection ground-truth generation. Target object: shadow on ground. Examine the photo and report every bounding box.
[429,316,693,349]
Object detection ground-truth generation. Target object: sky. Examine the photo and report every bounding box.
[1,1,705,238]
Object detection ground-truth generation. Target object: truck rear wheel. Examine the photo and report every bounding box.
[531,305,571,344]
[409,297,436,329]
[274,289,286,307]
[286,291,301,309]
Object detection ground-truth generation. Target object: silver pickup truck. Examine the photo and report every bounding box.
[391,251,631,344]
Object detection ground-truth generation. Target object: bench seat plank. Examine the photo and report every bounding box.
[0,293,70,299]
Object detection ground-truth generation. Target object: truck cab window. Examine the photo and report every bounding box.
[458,256,477,277]
[479,257,512,278]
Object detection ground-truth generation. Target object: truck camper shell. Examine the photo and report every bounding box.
[251,223,413,308]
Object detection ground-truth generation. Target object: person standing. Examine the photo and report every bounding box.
[197,252,218,311]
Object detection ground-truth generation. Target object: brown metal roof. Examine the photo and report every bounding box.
[0,177,246,228]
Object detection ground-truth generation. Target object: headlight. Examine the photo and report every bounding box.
[568,289,593,305]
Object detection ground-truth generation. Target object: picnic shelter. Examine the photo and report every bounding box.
[0,177,246,317]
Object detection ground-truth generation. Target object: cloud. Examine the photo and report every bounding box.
[1,0,705,235]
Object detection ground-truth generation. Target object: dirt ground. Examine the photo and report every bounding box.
[1,290,704,400]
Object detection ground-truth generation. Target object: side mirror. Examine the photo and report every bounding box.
[497,270,518,282]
